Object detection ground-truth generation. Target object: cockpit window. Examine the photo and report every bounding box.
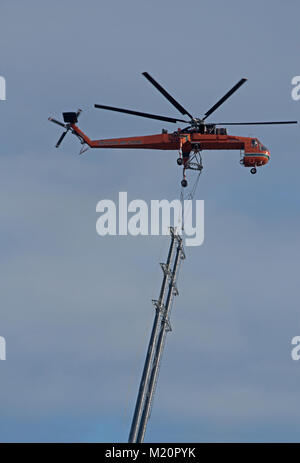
[260,145,268,151]
[251,139,258,147]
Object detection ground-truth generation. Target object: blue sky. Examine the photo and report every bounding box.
[0,0,300,442]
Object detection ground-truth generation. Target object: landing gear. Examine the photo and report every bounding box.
[181,179,188,188]
[250,167,257,175]
[178,148,203,187]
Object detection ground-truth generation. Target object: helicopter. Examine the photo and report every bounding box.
[49,73,297,187]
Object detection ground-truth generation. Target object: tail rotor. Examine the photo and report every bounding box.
[48,109,82,148]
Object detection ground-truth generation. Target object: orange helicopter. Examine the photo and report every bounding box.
[49,73,297,187]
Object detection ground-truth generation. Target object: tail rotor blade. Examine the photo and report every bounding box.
[48,117,66,128]
[56,130,68,148]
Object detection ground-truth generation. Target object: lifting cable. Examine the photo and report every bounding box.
[178,169,202,234]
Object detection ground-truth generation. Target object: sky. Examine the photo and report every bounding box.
[0,0,300,443]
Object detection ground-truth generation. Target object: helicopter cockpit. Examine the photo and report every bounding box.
[251,138,269,153]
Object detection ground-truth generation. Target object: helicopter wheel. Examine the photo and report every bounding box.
[181,179,188,188]
[177,157,183,166]
[250,167,257,175]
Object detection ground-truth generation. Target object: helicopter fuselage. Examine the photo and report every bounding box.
[71,124,270,170]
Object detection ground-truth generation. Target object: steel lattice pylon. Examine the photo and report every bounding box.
[128,227,185,443]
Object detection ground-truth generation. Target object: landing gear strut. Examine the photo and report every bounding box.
[250,167,257,175]
[178,147,203,187]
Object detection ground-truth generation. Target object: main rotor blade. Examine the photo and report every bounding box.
[94,104,188,123]
[142,72,194,119]
[56,130,68,148]
[203,78,248,120]
[48,117,66,128]
[214,120,298,125]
